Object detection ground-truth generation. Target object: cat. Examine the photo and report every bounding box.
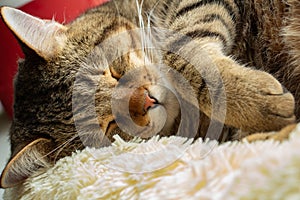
[0,0,299,189]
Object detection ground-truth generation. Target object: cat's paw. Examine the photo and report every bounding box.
[243,124,297,142]
[224,65,296,132]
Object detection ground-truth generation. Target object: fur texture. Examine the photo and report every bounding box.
[1,0,300,189]
[3,124,300,199]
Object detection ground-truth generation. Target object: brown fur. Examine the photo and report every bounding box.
[0,0,300,188]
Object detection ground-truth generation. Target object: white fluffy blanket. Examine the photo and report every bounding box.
[4,125,300,199]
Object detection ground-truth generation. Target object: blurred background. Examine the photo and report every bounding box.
[0,103,10,199]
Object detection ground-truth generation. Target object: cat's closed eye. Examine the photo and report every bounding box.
[109,67,122,80]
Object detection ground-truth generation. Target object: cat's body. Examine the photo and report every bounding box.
[0,0,299,189]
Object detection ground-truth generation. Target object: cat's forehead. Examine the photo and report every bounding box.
[65,12,138,45]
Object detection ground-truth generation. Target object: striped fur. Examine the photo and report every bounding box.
[1,0,300,188]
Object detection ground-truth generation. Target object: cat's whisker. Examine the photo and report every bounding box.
[136,0,157,67]
[112,0,121,25]
[136,0,145,55]
[48,134,82,163]
[145,13,153,64]
[48,137,74,158]
[147,4,158,53]
[28,134,80,167]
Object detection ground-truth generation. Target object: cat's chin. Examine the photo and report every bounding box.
[137,105,167,138]
[141,86,180,138]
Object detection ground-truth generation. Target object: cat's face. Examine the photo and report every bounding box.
[74,44,181,144]
[14,8,182,146]
[65,16,184,144]
[0,6,185,188]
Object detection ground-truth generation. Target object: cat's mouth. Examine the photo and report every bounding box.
[129,87,159,126]
[102,87,161,139]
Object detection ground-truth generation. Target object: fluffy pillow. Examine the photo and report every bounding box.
[4,124,300,199]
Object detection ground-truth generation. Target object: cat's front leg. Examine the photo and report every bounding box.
[198,50,296,133]
[164,41,295,134]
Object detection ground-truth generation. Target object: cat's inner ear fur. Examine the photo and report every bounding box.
[0,6,67,59]
[0,138,52,188]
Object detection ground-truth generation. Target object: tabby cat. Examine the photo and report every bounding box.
[0,0,299,189]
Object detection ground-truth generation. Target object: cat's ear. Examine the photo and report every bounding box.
[0,138,52,188]
[0,6,67,59]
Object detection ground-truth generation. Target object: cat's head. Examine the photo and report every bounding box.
[0,6,194,188]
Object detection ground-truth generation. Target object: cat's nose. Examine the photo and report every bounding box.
[144,93,157,111]
[128,87,156,127]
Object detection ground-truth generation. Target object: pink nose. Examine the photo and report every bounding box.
[144,94,157,111]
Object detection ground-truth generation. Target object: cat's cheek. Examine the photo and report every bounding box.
[139,105,167,138]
